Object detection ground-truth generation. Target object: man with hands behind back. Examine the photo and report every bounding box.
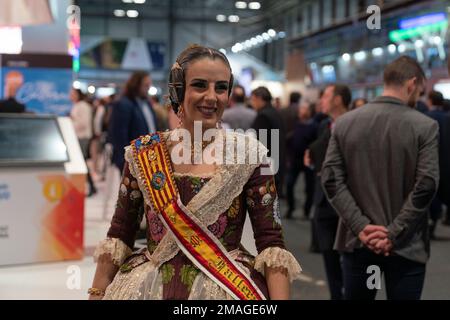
[321,56,439,300]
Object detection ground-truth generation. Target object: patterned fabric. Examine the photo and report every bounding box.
[104,164,288,299]
[98,131,301,300]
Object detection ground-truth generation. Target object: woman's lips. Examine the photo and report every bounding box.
[197,106,217,118]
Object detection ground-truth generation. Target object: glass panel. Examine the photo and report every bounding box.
[0,115,69,165]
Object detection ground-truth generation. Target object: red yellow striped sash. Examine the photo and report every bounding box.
[131,133,266,300]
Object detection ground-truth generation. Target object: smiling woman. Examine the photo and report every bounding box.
[89,44,302,300]
[178,57,230,129]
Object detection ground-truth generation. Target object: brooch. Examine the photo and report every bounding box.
[151,171,166,190]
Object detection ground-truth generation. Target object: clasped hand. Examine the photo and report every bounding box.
[358,225,393,256]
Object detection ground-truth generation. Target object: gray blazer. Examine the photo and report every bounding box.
[321,96,439,263]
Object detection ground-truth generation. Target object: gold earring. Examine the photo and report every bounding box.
[177,106,184,128]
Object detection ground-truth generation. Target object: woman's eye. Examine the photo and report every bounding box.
[191,82,207,88]
[216,84,228,91]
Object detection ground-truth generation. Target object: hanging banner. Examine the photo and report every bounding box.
[80,38,165,71]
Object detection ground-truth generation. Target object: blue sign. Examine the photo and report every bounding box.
[399,12,446,30]
[1,67,73,116]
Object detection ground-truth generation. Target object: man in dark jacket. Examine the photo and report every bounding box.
[108,71,158,172]
[306,83,351,300]
[286,102,317,219]
[250,86,286,195]
[425,90,450,235]
[322,56,439,300]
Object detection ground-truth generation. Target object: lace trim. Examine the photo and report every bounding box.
[93,238,133,266]
[173,172,215,178]
[186,131,269,226]
[103,253,249,300]
[103,261,159,300]
[254,247,302,283]
[125,131,269,268]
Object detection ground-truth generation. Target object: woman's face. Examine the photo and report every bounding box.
[70,89,79,103]
[250,94,265,110]
[181,58,231,130]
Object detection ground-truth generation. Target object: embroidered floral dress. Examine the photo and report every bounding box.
[94,131,301,300]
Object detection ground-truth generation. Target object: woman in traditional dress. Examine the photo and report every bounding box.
[89,45,301,300]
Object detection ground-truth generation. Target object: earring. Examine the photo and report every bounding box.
[177,106,184,128]
[216,120,222,129]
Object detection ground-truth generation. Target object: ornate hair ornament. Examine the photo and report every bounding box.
[171,61,182,71]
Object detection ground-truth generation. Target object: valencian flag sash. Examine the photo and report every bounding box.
[130,133,266,300]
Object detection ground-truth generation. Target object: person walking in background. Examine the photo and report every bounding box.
[305,83,351,299]
[70,88,97,197]
[321,56,439,300]
[150,95,169,131]
[91,97,108,177]
[285,102,317,220]
[222,84,256,130]
[251,86,286,196]
[312,89,329,125]
[108,71,158,173]
[280,92,302,142]
[351,98,367,110]
[425,90,450,236]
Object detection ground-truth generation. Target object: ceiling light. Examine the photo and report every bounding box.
[387,44,396,54]
[249,2,261,9]
[88,86,96,94]
[278,31,286,38]
[415,39,424,48]
[232,43,243,53]
[354,51,367,61]
[235,1,247,9]
[433,36,442,45]
[122,0,133,3]
[267,29,276,37]
[372,47,383,56]
[73,81,81,89]
[216,14,227,22]
[262,32,270,41]
[342,53,351,61]
[114,9,126,17]
[127,10,139,18]
[398,44,406,53]
[228,15,240,23]
[133,0,146,3]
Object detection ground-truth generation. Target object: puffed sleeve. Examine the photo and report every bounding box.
[244,164,302,282]
[93,160,145,266]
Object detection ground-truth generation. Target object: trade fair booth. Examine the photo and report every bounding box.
[0,114,87,266]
